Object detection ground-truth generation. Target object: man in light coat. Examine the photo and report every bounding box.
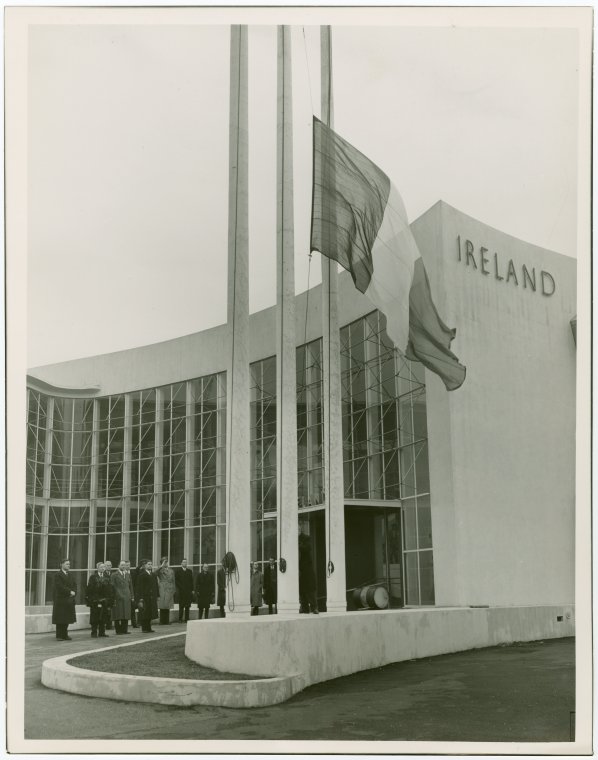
[111,560,132,634]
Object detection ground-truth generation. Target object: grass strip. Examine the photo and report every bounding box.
[68,634,265,681]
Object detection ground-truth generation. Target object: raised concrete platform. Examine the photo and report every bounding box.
[26,606,90,634]
[185,604,575,689]
[41,633,301,708]
[40,604,574,709]
[26,606,187,634]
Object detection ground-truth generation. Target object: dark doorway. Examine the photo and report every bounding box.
[298,509,327,612]
[345,506,403,609]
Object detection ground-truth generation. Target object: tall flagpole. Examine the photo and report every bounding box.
[275,25,299,611]
[320,26,347,611]
[225,24,251,612]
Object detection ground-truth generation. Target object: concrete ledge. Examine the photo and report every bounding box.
[186,604,575,688]
[41,633,303,708]
[27,606,189,635]
[26,607,90,635]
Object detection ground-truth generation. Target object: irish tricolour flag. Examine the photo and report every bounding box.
[310,117,466,391]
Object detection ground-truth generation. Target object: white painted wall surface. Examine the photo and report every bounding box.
[412,202,576,607]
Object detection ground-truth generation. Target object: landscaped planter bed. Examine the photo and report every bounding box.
[68,633,263,681]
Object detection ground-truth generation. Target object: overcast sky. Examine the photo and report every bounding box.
[27,18,581,368]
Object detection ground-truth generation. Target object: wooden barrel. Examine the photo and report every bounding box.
[359,585,389,610]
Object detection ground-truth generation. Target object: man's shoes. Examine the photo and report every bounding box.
[122,631,131,635]
[91,632,98,638]
[99,633,109,637]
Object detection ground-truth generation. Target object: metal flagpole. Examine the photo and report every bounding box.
[275,25,299,611]
[320,25,347,611]
[224,24,251,612]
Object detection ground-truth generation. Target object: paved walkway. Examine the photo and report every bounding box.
[25,625,574,742]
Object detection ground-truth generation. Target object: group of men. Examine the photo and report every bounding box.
[52,557,229,640]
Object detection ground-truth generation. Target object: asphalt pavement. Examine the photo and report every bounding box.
[23,623,574,743]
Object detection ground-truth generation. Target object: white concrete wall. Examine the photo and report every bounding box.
[412,202,576,607]
[186,605,574,687]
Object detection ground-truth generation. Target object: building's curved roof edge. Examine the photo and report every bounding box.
[28,201,575,377]
[413,200,575,262]
[26,374,102,398]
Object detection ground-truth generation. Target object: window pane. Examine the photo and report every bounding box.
[69,533,88,569]
[414,441,430,495]
[419,550,435,605]
[405,552,419,605]
[402,502,417,550]
[417,496,432,549]
[105,532,121,565]
[169,529,185,565]
[201,525,216,566]
[263,519,277,562]
[251,522,263,564]
[400,446,416,498]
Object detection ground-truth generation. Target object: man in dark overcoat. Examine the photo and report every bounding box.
[195,563,214,620]
[174,558,194,622]
[86,562,114,637]
[124,560,137,628]
[111,561,132,634]
[216,561,227,618]
[298,535,318,614]
[263,557,278,615]
[135,559,159,633]
[52,558,77,640]
[102,561,114,629]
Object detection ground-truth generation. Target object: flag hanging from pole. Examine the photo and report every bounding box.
[310,116,466,391]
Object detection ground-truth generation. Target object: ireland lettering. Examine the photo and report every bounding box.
[457,235,555,296]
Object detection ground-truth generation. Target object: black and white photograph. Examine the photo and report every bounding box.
[5,4,592,754]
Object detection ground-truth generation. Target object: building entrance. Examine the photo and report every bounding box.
[344,506,404,609]
[298,509,327,612]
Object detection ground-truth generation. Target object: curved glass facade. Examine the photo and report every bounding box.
[25,373,227,605]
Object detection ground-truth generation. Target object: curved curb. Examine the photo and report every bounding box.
[41,633,305,708]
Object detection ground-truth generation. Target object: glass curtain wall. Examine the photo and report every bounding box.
[26,390,48,604]
[25,372,227,605]
[249,357,277,568]
[188,374,227,570]
[340,311,435,605]
[296,339,325,509]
